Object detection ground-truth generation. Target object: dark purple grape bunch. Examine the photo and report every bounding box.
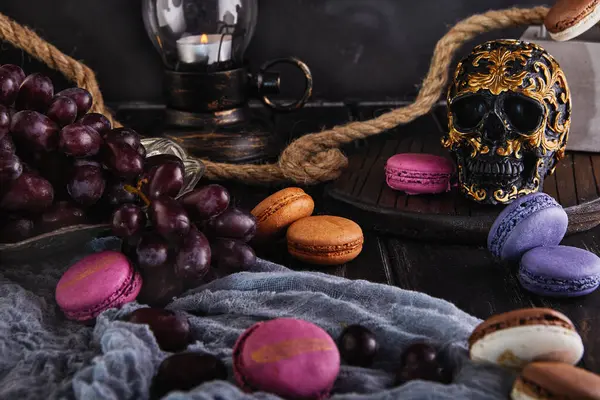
[0,63,148,243]
[396,342,451,385]
[110,161,257,307]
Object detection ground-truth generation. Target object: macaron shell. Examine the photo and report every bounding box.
[385,153,454,194]
[487,193,567,262]
[519,245,600,297]
[56,251,139,320]
[251,188,314,240]
[512,362,600,399]
[233,318,340,399]
[470,325,584,368]
[545,0,600,41]
[286,216,364,265]
[385,153,455,174]
[469,308,576,346]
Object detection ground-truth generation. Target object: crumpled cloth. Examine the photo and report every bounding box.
[0,237,515,400]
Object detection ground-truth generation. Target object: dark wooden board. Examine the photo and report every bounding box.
[325,107,600,244]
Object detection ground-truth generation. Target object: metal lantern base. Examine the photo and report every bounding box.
[159,59,312,163]
[161,108,280,164]
[161,66,279,163]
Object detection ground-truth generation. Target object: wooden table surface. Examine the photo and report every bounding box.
[117,103,600,373]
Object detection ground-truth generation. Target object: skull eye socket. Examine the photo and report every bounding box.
[451,95,487,131]
[503,95,543,134]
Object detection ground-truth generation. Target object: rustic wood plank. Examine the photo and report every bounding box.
[386,237,538,318]
[591,154,600,195]
[344,233,392,285]
[555,153,578,207]
[543,167,560,201]
[573,153,598,205]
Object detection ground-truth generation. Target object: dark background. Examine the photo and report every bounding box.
[0,0,548,104]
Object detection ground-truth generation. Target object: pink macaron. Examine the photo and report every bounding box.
[233,318,340,399]
[55,251,142,322]
[385,153,455,195]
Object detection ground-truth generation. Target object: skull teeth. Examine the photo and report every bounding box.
[466,159,523,176]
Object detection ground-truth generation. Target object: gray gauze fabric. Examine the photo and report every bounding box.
[0,237,516,400]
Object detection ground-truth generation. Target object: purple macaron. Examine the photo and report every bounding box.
[519,245,600,297]
[487,193,568,262]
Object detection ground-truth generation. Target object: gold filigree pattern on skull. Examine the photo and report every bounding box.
[442,40,571,205]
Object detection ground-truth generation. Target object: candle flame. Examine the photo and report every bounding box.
[200,34,209,44]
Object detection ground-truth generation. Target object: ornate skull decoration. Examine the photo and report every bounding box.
[442,40,571,205]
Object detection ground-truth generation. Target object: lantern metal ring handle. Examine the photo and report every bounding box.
[259,57,313,112]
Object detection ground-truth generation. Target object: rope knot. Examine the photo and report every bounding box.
[278,134,348,184]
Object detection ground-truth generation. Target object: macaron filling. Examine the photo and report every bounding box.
[385,168,451,185]
[519,268,600,294]
[468,312,573,347]
[62,268,141,320]
[488,194,560,259]
[288,238,364,257]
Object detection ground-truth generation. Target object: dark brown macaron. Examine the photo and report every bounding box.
[544,0,600,41]
[511,362,600,399]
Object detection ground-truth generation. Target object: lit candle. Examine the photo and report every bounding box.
[176,34,233,65]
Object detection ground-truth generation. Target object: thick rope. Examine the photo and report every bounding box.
[0,6,548,185]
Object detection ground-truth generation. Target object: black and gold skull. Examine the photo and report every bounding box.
[442,40,571,205]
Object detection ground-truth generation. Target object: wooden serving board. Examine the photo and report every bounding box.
[324,107,600,245]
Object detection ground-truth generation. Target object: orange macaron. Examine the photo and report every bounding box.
[251,187,314,241]
[286,216,364,265]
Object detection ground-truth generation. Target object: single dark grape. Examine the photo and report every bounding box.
[37,201,87,233]
[111,204,146,239]
[78,113,111,134]
[149,196,190,242]
[396,342,449,385]
[338,325,378,367]
[58,123,102,158]
[0,64,25,87]
[0,172,53,212]
[56,87,92,117]
[67,165,106,206]
[152,353,227,398]
[0,69,18,106]
[0,134,15,153]
[174,228,211,280]
[11,110,59,152]
[144,154,184,172]
[211,238,256,274]
[0,151,22,184]
[137,266,184,308]
[16,73,54,112]
[136,233,170,270]
[103,140,144,179]
[47,95,78,126]
[127,308,190,352]
[104,127,141,150]
[73,158,101,168]
[22,151,70,198]
[103,178,138,206]
[0,105,10,140]
[179,185,230,221]
[146,162,184,199]
[0,217,35,243]
[204,207,257,242]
